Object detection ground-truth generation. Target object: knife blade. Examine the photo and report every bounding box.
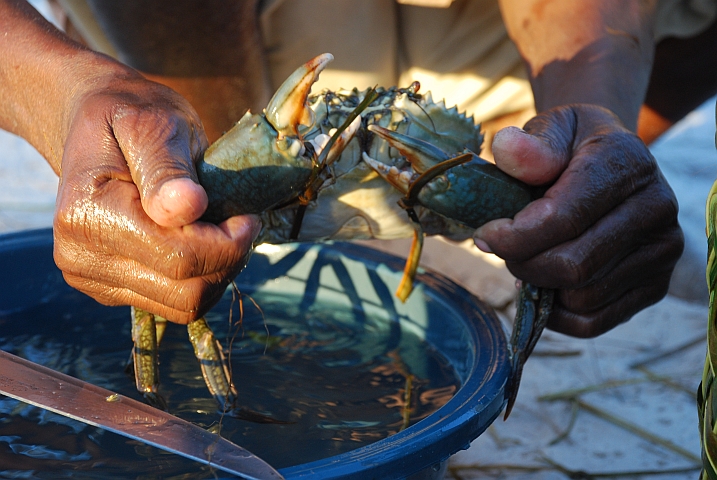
[0,349,284,480]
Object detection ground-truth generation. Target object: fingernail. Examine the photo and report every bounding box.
[151,178,208,227]
[473,237,493,254]
[223,215,262,242]
[248,215,262,241]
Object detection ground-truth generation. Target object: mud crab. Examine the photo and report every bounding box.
[130,53,551,420]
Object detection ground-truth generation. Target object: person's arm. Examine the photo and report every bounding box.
[0,0,95,172]
[500,0,655,131]
[475,0,684,337]
[0,0,260,323]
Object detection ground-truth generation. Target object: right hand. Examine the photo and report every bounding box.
[53,70,260,324]
[474,105,684,337]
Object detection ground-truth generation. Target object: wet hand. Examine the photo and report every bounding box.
[53,73,260,324]
[474,105,684,337]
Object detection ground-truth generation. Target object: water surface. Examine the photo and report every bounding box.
[0,286,460,478]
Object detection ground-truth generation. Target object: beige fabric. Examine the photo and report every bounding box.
[55,0,117,57]
[396,0,454,6]
[261,0,532,123]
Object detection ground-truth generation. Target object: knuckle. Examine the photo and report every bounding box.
[53,203,92,246]
[53,239,86,277]
[548,307,615,339]
[660,224,685,259]
[553,252,587,288]
[648,182,680,219]
[62,274,125,308]
[604,131,658,181]
[60,272,84,292]
[114,103,188,145]
[524,106,578,151]
[111,103,200,195]
[166,246,202,280]
[113,102,194,160]
[573,319,611,338]
[162,276,225,318]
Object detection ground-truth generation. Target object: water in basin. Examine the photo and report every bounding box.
[0,284,460,478]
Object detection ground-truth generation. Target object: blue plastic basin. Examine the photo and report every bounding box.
[0,228,510,479]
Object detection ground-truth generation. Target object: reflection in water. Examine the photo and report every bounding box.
[0,286,460,477]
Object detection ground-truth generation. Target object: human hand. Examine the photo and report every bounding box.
[53,71,260,324]
[474,105,684,338]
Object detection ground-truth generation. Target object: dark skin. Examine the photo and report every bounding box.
[481,106,682,336]
[0,0,684,336]
[0,0,261,324]
[482,1,683,337]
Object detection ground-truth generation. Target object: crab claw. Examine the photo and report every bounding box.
[362,124,452,195]
[368,124,450,173]
[365,123,534,231]
[197,54,336,221]
[265,53,334,137]
[362,151,411,194]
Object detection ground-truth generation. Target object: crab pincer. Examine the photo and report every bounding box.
[197,53,341,222]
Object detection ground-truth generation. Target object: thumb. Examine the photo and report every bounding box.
[113,112,209,227]
[144,177,208,228]
[491,117,575,186]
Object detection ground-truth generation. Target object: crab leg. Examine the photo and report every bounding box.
[187,317,238,412]
[130,308,237,412]
[394,205,425,302]
[363,126,473,301]
[187,317,293,423]
[130,307,168,410]
[504,284,553,419]
[366,124,533,220]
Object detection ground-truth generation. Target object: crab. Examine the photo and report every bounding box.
[129,53,551,420]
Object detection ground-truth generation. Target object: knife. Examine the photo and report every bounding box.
[0,349,284,480]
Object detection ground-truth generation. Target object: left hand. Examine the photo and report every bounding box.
[474,104,684,338]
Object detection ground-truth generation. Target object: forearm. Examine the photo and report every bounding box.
[0,0,137,173]
[499,0,657,131]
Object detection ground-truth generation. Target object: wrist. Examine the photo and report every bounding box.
[500,0,656,132]
[529,34,652,131]
[48,54,145,173]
